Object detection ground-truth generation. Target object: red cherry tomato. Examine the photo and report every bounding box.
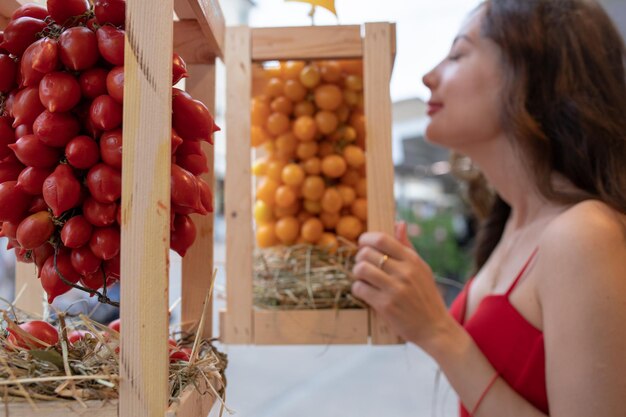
[94,0,126,27]
[58,27,100,71]
[103,254,120,280]
[79,68,109,99]
[171,129,183,155]
[71,245,101,275]
[16,211,54,250]
[197,177,214,213]
[172,88,220,144]
[0,220,18,239]
[39,72,82,113]
[20,42,45,87]
[0,54,17,93]
[33,111,80,147]
[1,17,47,56]
[0,160,24,183]
[27,198,47,215]
[42,164,81,217]
[65,135,100,169]
[176,153,208,176]
[80,268,106,293]
[106,66,124,104]
[86,163,121,204]
[108,318,120,332]
[96,26,124,66]
[7,320,59,349]
[0,116,16,159]
[12,87,45,127]
[16,166,53,195]
[89,95,122,131]
[30,242,53,277]
[68,330,91,344]
[14,124,32,139]
[27,38,60,79]
[170,214,196,257]
[40,254,78,304]
[11,4,49,20]
[0,181,32,222]
[89,226,120,260]
[83,196,117,227]
[47,0,90,25]
[61,215,93,248]
[171,164,205,215]
[169,348,191,363]
[172,53,188,85]
[9,135,62,168]
[99,129,122,169]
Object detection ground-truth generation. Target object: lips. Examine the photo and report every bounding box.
[427,101,443,116]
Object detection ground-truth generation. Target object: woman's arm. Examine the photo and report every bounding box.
[352,226,548,416]
[538,201,626,417]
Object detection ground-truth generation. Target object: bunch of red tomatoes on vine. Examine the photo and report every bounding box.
[0,0,218,307]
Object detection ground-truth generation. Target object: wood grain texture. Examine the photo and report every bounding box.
[174,20,215,64]
[0,0,21,20]
[181,63,216,340]
[223,26,254,344]
[1,400,117,417]
[253,309,369,345]
[119,0,173,416]
[251,25,363,61]
[14,262,43,316]
[165,375,219,417]
[176,0,224,58]
[363,23,402,345]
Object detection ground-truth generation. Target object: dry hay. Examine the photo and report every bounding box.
[253,240,366,310]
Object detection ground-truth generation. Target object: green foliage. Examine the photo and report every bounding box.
[398,207,472,282]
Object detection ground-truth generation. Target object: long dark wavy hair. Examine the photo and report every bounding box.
[466,0,626,270]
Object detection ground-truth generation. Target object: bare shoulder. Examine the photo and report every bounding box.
[536,199,626,292]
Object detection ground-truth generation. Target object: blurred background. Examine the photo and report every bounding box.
[1,0,624,416]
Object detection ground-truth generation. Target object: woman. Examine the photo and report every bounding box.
[351,0,626,416]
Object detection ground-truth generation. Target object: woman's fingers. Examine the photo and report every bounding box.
[352,260,396,290]
[395,221,413,248]
[358,231,412,261]
[355,245,401,274]
[351,279,385,309]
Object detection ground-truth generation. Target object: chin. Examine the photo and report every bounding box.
[424,121,450,148]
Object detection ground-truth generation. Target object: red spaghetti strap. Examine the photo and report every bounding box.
[505,248,539,297]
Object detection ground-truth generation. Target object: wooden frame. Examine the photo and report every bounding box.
[222,24,401,346]
[2,0,224,416]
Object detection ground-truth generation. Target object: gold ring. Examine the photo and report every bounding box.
[378,254,389,270]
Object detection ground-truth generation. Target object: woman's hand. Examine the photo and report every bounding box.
[351,222,457,351]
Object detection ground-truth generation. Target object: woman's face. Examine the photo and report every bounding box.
[422,8,505,152]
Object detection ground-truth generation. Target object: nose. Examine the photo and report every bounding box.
[422,67,437,90]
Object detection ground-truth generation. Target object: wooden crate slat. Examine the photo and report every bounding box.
[14,262,43,316]
[223,26,254,344]
[251,25,363,61]
[177,0,225,59]
[165,377,217,417]
[174,20,216,64]
[181,62,216,339]
[363,23,402,345]
[0,0,19,19]
[253,309,369,345]
[0,400,117,417]
[119,0,174,415]
[173,0,196,20]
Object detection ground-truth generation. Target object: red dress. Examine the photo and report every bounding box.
[449,251,549,416]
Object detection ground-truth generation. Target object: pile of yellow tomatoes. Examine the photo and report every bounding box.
[251,60,368,253]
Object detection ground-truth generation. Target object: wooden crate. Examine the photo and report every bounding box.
[1,0,224,416]
[221,24,402,345]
